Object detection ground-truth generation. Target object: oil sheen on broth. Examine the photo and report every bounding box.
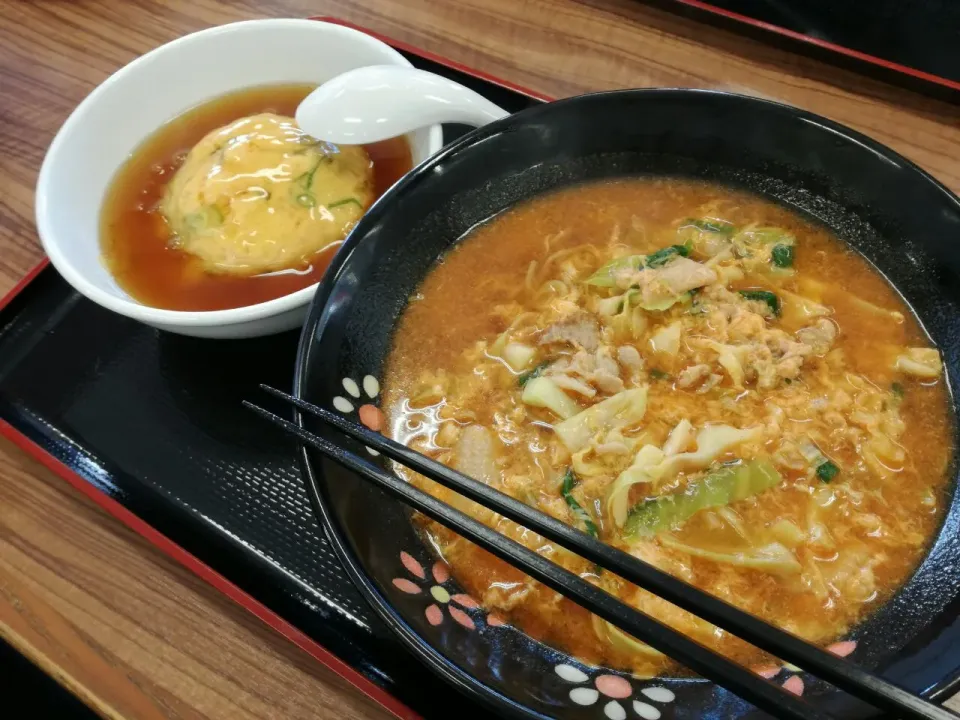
[101,85,412,311]
[383,178,952,676]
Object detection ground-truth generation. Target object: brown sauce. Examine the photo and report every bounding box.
[100,84,412,311]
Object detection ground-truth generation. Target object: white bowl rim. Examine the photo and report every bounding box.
[35,18,444,328]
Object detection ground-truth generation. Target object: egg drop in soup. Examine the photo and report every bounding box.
[383,178,953,677]
[101,85,412,311]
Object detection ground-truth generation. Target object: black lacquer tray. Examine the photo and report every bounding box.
[654,0,960,101]
[0,24,541,719]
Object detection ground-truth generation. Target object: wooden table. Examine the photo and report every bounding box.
[1,0,959,717]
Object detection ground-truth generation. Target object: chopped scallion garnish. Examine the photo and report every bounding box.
[771,244,795,268]
[645,244,690,268]
[816,460,839,483]
[561,469,599,538]
[518,361,550,388]
[684,218,735,235]
[739,289,781,316]
[328,197,363,210]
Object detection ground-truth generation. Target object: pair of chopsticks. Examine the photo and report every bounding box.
[247,386,956,720]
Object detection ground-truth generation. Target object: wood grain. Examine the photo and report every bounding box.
[1,0,959,717]
[0,435,395,720]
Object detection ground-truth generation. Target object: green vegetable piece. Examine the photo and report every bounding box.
[296,193,316,208]
[503,342,537,372]
[636,293,691,313]
[623,458,782,538]
[596,295,627,316]
[561,469,599,538]
[328,197,363,210]
[649,369,670,380]
[645,244,690,268]
[554,388,648,452]
[684,218,735,236]
[816,460,839,483]
[732,227,795,262]
[185,205,223,231]
[892,382,905,398]
[521,376,580,419]
[296,158,323,192]
[585,255,646,287]
[743,228,793,245]
[518,361,550,388]
[739,290,781,316]
[771,244,795,268]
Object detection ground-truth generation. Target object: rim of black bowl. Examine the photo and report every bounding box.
[293,87,960,716]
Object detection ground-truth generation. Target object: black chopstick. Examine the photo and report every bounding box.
[261,385,955,720]
[244,399,830,720]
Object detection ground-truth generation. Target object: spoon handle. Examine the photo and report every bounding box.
[296,65,510,145]
[407,69,510,127]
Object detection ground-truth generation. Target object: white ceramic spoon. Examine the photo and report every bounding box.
[296,65,509,145]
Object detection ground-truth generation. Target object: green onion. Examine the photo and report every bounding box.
[739,290,780,316]
[518,361,550,388]
[644,244,690,268]
[328,197,364,210]
[184,205,223,231]
[585,255,645,287]
[771,244,795,268]
[816,460,839,483]
[296,193,316,208]
[684,218,735,235]
[892,382,905,398]
[561,469,599,538]
[798,439,838,483]
[296,158,323,192]
[649,369,670,380]
[739,228,793,246]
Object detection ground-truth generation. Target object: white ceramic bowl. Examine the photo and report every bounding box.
[35,19,444,339]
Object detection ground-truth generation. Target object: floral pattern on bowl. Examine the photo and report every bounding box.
[391,550,506,630]
[553,664,676,719]
[333,374,383,454]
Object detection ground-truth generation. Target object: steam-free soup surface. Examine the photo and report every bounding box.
[383,179,952,676]
[101,84,411,311]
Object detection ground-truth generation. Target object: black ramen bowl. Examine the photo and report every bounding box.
[293,89,960,719]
